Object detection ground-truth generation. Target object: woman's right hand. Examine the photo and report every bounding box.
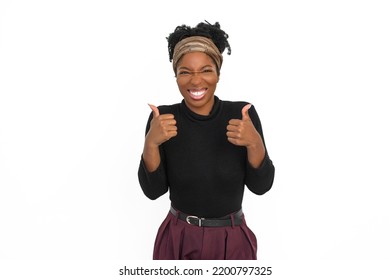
[145,104,178,148]
[142,104,177,172]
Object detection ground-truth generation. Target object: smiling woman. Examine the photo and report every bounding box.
[137,21,275,260]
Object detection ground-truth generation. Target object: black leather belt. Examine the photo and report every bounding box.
[170,206,243,227]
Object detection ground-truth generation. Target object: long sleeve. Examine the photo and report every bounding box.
[137,113,169,200]
[138,154,169,200]
[244,106,275,195]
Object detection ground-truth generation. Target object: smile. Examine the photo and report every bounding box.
[188,89,207,100]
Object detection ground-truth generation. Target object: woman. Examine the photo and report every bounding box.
[138,21,275,260]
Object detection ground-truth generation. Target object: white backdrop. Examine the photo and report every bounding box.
[1,0,389,267]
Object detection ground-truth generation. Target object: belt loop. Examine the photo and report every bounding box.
[230,214,235,229]
[174,210,180,225]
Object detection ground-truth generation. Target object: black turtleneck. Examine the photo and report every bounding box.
[138,96,275,218]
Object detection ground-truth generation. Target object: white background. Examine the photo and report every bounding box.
[1,0,389,273]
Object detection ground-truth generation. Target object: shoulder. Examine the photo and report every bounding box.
[220,98,261,122]
[220,99,251,116]
[157,102,181,115]
[144,102,181,127]
[221,99,250,109]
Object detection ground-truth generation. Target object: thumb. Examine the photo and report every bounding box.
[148,104,160,118]
[241,104,252,120]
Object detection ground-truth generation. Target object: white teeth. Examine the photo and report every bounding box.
[189,89,206,100]
[190,90,206,96]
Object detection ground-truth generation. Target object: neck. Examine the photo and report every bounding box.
[185,99,215,116]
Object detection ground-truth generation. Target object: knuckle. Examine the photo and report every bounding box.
[163,130,170,136]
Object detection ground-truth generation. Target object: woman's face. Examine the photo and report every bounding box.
[176,52,219,116]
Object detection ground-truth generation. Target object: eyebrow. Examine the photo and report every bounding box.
[177,65,215,71]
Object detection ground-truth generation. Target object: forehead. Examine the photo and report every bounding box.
[177,52,216,69]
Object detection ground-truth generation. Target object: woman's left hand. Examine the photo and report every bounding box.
[226,104,262,148]
[226,104,266,168]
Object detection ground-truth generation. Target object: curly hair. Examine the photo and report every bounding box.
[167,21,231,62]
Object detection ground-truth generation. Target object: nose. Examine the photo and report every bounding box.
[190,72,202,86]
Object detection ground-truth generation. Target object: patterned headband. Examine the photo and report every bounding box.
[172,36,223,73]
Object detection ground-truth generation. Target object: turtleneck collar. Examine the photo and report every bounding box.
[180,96,221,121]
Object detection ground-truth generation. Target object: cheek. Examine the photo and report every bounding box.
[207,76,219,86]
[176,78,183,87]
[176,79,187,93]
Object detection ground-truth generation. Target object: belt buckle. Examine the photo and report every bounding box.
[186,215,204,227]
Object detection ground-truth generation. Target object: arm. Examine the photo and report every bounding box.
[138,105,178,199]
[138,149,168,200]
[245,105,275,195]
[226,104,275,195]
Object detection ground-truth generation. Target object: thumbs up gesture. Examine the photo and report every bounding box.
[226,104,261,148]
[146,104,178,147]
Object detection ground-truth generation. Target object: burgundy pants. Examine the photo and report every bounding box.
[153,210,257,260]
